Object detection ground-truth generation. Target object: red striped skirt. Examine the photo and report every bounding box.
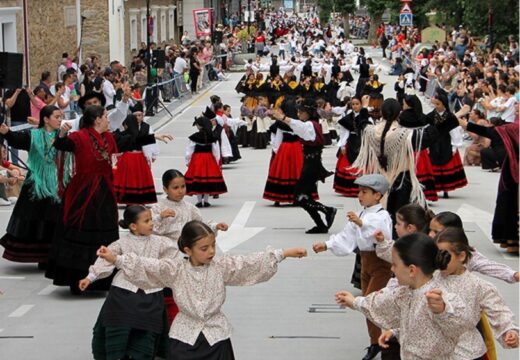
[185,152,228,195]
[431,150,468,192]
[113,152,157,205]
[333,150,359,197]
[415,149,438,202]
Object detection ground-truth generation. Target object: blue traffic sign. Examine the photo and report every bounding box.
[399,13,413,27]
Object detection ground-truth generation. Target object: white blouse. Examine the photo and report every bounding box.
[114,247,285,346]
[86,233,176,294]
[151,197,218,242]
[353,278,475,360]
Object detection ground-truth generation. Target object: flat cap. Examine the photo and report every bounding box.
[354,174,389,195]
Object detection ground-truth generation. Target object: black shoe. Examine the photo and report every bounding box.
[305,226,328,234]
[362,344,381,360]
[203,202,211,207]
[325,207,337,229]
[213,195,219,199]
[195,202,203,208]
[274,202,280,207]
[37,262,47,271]
[443,191,449,199]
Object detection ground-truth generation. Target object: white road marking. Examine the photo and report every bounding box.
[37,285,58,296]
[8,305,34,318]
[0,276,25,280]
[217,201,265,252]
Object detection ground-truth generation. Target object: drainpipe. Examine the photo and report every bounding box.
[22,0,30,86]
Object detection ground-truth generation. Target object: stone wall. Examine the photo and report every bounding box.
[27,0,78,85]
[80,0,109,70]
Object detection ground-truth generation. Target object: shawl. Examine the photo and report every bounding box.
[27,128,72,202]
[351,121,426,206]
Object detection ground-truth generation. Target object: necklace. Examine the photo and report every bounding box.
[88,131,110,162]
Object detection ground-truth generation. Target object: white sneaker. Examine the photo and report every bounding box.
[0,198,11,206]
[7,197,17,204]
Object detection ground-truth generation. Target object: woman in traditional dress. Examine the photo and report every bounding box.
[0,105,71,268]
[45,105,156,294]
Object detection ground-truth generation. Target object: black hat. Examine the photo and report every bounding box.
[203,106,216,119]
[130,102,144,113]
[78,92,106,111]
[295,98,319,119]
[193,116,211,127]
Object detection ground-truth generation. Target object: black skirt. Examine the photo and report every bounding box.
[45,178,119,288]
[0,181,60,263]
[492,163,519,244]
[167,333,235,360]
[101,287,165,333]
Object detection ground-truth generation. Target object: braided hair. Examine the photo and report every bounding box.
[378,98,402,170]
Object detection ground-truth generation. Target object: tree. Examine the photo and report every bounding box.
[317,0,357,38]
[361,0,390,43]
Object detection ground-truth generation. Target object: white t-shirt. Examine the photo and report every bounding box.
[173,57,188,74]
[103,79,116,108]
[500,97,517,123]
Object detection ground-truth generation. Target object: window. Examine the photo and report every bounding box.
[140,11,147,43]
[130,19,137,50]
[64,6,76,27]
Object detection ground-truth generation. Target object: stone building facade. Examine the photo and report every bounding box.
[0,0,183,88]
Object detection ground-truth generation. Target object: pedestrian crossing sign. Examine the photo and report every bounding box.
[400,13,413,27]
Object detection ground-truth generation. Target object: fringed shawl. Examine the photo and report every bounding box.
[351,121,426,206]
[27,128,72,202]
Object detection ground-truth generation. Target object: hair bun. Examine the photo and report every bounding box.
[435,249,451,271]
[118,219,129,229]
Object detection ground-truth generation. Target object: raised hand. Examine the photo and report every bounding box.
[335,290,355,308]
[283,247,308,258]
[0,123,10,135]
[97,246,117,264]
[216,223,229,231]
[425,289,446,314]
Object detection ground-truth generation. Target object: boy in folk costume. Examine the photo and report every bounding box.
[313,174,393,360]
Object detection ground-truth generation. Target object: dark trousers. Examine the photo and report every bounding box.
[190,72,199,93]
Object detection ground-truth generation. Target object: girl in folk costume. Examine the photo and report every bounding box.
[263,98,307,206]
[426,90,467,198]
[79,206,175,360]
[250,95,272,150]
[202,107,232,166]
[151,169,229,326]
[336,233,477,360]
[112,113,173,205]
[45,105,155,294]
[0,106,71,267]
[333,96,372,198]
[459,118,519,254]
[185,116,227,208]
[221,104,246,162]
[95,220,307,360]
[352,98,441,224]
[398,95,438,202]
[269,99,337,234]
[432,228,519,359]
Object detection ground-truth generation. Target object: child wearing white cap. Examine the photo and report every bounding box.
[313,173,393,360]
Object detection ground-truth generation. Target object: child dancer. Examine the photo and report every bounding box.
[333,96,371,197]
[432,227,519,358]
[426,90,468,198]
[95,220,307,360]
[185,116,227,208]
[313,174,393,360]
[151,169,229,326]
[336,233,477,360]
[79,206,175,360]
